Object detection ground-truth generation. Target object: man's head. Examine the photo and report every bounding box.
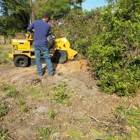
[42,12,51,22]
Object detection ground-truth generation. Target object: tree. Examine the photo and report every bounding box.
[33,0,85,19]
[0,0,30,36]
[69,0,85,9]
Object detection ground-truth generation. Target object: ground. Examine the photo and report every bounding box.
[0,45,140,140]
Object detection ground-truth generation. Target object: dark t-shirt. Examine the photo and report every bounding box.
[27,20,51,47]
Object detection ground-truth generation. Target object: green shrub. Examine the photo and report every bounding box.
[36,126,52,139]
[52,1,140,96]
[52,9,102,55]
[51,82,71,106]
[114,105,140,139]
[0,47,12,65]
[0,103,7,117]
[86,3,140,96]
[48,110,58,119]
[0,128,13,140]
[1,84,19,97]
[28,87,41,98]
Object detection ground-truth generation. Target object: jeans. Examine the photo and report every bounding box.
[34,45,54,75]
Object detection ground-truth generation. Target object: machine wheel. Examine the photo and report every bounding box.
[27,58,31,67]
[52,50,67,63]
[14,56,29,67]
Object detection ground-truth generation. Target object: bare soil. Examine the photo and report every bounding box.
[0,57,140,140]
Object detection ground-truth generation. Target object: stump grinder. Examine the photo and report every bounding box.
[9,32,77,67]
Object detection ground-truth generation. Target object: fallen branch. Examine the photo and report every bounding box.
[90,116,100,123]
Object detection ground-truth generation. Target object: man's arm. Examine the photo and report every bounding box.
[27,22,34,31]
[47,26,51,35]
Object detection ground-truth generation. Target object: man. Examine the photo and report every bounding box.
[27,12,54,76]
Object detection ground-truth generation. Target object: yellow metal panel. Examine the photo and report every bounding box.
[12,39,31,51]
[9,54,13,58]
[67,48,77,59]
[55,37,70,50]
[17,44,30,51]
[55,37,77,60]
[30,55,35,58]
[26,33,34,41]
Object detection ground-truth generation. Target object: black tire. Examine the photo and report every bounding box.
[14,56,29,67]
[51,50,67,64]
[28,58,31,67]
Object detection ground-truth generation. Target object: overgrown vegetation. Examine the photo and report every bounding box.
[87,1,140,96]
[102,105,140,139]
[0,0,29,36]
[51,82,72,106]
[52,0,140,96]
[0,0,84,37]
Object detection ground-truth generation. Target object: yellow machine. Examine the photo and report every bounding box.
[9,33,77,67]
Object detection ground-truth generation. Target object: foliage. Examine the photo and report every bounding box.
[50,0,140,96]
[90,129,104,139]
[86,1,140,96]
[28,87,41,98]
[33,0,70,19]
[90,105,140,139]
[16,99,29,112]
[0,102,7,117]
[67,129,83,139]
[51,82,71,106]
[0,0,30,36]
[33,0,85,19]
[0,46,12,65]
[48,110,58,119]
[36,126,52,139]
[51,8,103,55]
[21,105,29,112]
[0,0,85,36]
[0,128,13,140]
[1,84,19,97]
[114,105,140,139]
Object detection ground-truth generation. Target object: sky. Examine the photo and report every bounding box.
[82,0,108,11]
